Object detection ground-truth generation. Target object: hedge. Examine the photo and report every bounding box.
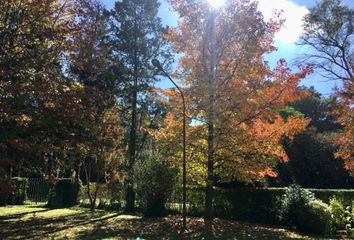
[8,177,28,205]
[169,187,354,224]
[0,179,12,206]
[222,188,354,223]
[47,178,80,208]
[309,188,354,206]
[0,178,28,206]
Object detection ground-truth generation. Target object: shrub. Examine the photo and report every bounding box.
[79,199,91,208]
[299,199,333,235]
[79,198,121,211]
[97,198,109,210]
[278,184,315,227]
[330,197,346,231]
[0,179,12,206]
[47,178,80,208]
[8,177,28,205]
[134,150,178,217]
[108,199,121,211]
[351,202,354,228]
[278,185,333,235]
[345,203,354,236]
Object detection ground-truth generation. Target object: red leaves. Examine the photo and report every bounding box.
[10,139,29,152]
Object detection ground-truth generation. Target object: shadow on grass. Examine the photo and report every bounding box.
[0,208,329,240]
[75,216,307,240]
[75,216,182,240]
[0,208,120,240]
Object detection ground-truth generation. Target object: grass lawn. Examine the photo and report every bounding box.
[0,204,347,240]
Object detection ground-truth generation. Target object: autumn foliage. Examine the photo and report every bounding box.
[1,0,352,220]
[0,0,122,178]
[152,0,313,185]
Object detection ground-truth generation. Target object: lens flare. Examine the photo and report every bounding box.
[207,0,225,8]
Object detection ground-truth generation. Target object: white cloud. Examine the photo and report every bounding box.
[257,0,309,44]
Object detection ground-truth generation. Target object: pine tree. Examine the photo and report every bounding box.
[109,0,172,211]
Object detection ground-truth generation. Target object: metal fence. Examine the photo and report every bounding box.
[26,178,51,204]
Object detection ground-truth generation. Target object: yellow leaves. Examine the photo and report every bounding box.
[154,0,316,183]
[16,114,32,126]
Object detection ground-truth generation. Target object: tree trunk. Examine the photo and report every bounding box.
[205,118,215,219]
[125,67,138,212]
[83,160,96,211]
[205,10,217,220]
[125,183,135,212]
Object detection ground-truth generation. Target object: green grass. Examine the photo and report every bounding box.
[0,204,346,239]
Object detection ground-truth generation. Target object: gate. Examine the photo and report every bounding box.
[26,178,51,204]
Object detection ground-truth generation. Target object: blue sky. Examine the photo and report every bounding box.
[101,0,354,96]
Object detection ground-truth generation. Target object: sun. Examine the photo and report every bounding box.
[207,0,226,8]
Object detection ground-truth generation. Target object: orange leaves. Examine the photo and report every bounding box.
[259,60,313,108]
[250,115,309,142]
[329,100,354,175]
[246,115,309,162]
[164,112,175,126]
[259,167,278,178]
[159,0,314,183]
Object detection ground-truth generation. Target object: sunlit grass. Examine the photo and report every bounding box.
[0,204,47,216]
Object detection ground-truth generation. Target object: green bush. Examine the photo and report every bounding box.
[278,185,315,227]
[79,198,121,211]
[47,178,80,208]
[97,198,109,210]
[299,199,333,235]
[351,202,354,228]
[134,150,177,217]
[79,199,91,208]
[278,185,333,235]
[0,179,12,206]
[8,177,28,205]
[108,199,121,210]
[330,197,346,231]
[345,202,354,236]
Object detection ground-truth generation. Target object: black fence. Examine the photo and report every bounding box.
[26,178,51,204]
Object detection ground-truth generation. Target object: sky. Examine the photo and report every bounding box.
[101,0,354,96]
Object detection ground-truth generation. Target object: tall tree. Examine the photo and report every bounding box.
[0,0,123,183]
[109,0,172,211]
[299,0,353,174]
[0,0,75,177]
[70,0,119,95]
[67,0,123,209]
[163,0,312,219]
